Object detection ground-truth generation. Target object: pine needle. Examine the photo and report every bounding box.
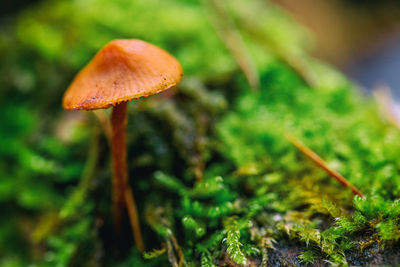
[285,134,365,199]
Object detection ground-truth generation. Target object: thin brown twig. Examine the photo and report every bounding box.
[166,239,179,267]
[285,133,365,199]
[124,186,145,252]
[170,234,186,267]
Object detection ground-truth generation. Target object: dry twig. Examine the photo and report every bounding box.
[285,134,365,199]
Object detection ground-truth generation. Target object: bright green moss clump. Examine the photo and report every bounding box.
[215,63,400,265]
[145,62,400,265]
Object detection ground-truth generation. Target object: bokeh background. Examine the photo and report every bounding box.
[273,0,400,98]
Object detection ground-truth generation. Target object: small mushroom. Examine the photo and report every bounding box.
[62,39,183,251]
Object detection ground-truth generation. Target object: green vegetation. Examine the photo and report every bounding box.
[1,0,400,266]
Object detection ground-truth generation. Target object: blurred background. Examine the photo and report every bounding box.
[273,0,400,98]
[4,0,400,92]
[1,0,400,266]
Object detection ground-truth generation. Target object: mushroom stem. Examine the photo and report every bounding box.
[111,102,128,231]
[111,102,144,252]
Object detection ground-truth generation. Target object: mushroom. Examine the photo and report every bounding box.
[62,39,183,252]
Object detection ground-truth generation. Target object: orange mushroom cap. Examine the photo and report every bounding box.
[62,39,183,110]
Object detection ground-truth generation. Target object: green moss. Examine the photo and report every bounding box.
[2,0,400,266]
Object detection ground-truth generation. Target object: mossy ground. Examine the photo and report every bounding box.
[1,0,400,266]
